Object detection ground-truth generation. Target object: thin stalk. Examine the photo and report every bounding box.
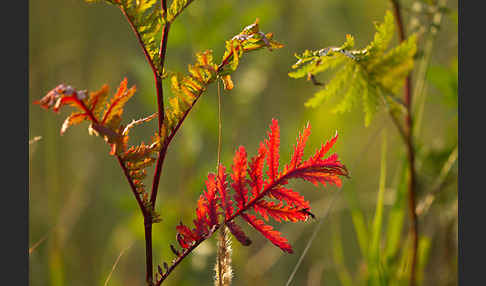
[81,97,154,285]
[104,243,133,286]
[217,230,224,286]
[119,1,171,284]
[217,80,223,167]
[146,2,171,285]
[156,22,170,132]
[150,0,171,208]
[390,1,418,286]
[215,79,231,286]
[413,0,447,138]
[144,218,154,285]
[216,79,224,286]
[416,146,458,216]
[117,150,152,284]
[285,190,341,286]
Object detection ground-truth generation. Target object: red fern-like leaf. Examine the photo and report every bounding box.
[307,131,339,165]
[248,143,266,198]
[264,118,280,184]
[269,187,310,209]
[203,173,219,228]
[286,122,311,171]
[231,146,249,209]
[254,200,308,223]
[164,118,348,279]
[176,223,198,243]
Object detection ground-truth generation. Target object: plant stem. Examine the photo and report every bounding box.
[217,80,222,168]
[117,153,152,284]
[156,24,170,132]
[150,0,171,210]
[215,80,230,286]
[145,217,154,285]
[413,0,447,138]
[217,228,225,286]
[145,1,170,285]
[216,80,224,286]
[390,1,418,286]
[120,1,171,284]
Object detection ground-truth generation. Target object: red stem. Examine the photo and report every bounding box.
[144,217,154,285]
[217,50,233,73]
[391,2,418,286]
[119,2,171,284]
[156,23,170,132]
[145,2,171,285]
[150,20,170,208]
[125,9,250,283]
[149,87,205,215]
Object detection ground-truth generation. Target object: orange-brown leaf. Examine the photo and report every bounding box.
[61,112,89,135]
[101,78,136,126]
[34,84,88,113]
[221,75,234,90]
[87,84,110,120]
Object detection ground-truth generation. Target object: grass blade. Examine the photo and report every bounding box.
[104,243,133,286]
[384,158,408,260]
[368,132,387,285]
[331,220,353,286]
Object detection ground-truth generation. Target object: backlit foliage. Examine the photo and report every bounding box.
[36,1,347,285]
[156,119,348,283]
[162,19,283,142]
[167,0,194,23]
[289,11,417,126]
[34,79,162,217]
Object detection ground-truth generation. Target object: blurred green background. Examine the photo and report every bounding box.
[29,0,457,285]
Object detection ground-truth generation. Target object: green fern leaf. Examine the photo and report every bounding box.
[304,64,354,108]
[288,34,354,79]
[332,65,361,114]
[289,11,417,126]
[364,10,395,61]
[372,34,417,93]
